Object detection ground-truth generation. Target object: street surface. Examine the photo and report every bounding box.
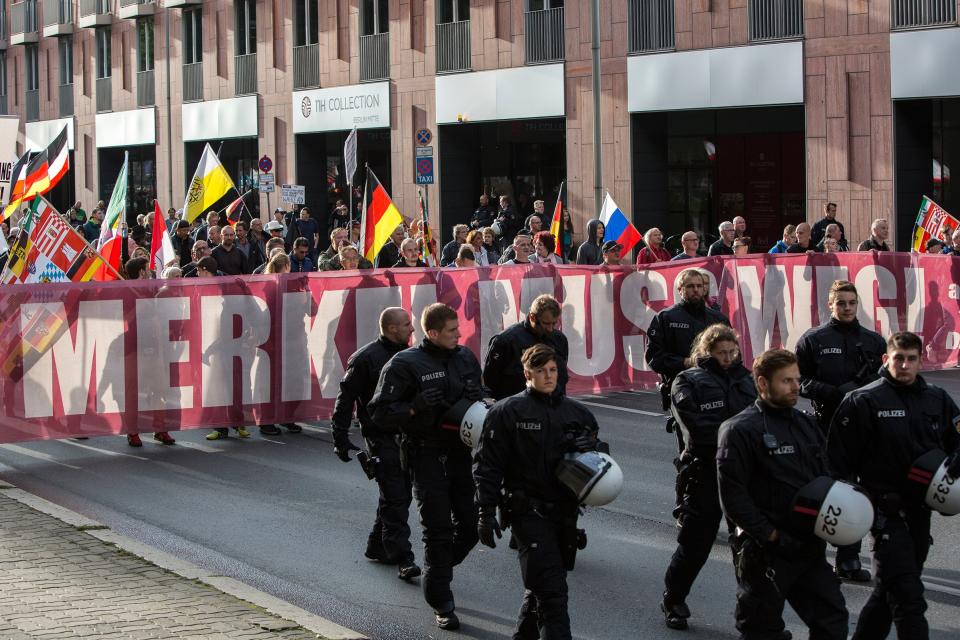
[1,373,959,639]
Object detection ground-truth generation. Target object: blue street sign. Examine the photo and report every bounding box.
[416,157,434,185]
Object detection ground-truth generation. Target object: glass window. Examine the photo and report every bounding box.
[25,45,39,92]
[438,0,469,24]
[59,37,73,86]
[294,0,318,46]
[183,8,202,65]
[0,52,6,98]
[361,0,388,35]
[528,0,563,10]
[96,27,111,79]
[137,19,154,73]
[236,0,257,55]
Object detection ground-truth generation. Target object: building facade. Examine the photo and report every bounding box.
[1,0,959,251]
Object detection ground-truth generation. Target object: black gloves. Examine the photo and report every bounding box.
[333,434,361,463]
[464,379,484,401]
[573,432,599,453]
[946,451,960,480]
[772,531,807,555]
[478,508,502,549]
[412,387,446,415]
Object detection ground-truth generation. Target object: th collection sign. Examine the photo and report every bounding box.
[293,82,390,135]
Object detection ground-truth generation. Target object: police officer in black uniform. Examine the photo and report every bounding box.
[662,324,757,630]
[332,307,421,581]
[796,279,885,582]
[369,303,485,631]
[483,294,570,400]
[718,349,848,640]
[646,268,730,452]
[829,331,960,640]
[474,343,605,640]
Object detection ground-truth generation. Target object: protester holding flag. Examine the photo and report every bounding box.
[637,228,671,264]
[599,193,642,258]
[95,155,130,280]
[183,143,236,225]
[83,209,103,242]
[148,202,177,274]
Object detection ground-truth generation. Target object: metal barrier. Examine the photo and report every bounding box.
[360,32,389,82]
[79,0,111,18]
[293,43,319,89]
[524,7,564,64]
[436,20,470,73]
[235,53,257,95]
[182,61,203,102]
[43,0,72,27]
[137,69,154,106]
[892,0,956,29]
[628,0,674,53]
[11,1,38,36]
[748,0,803,41]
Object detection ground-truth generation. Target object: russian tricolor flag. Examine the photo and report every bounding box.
[599,194,642,255]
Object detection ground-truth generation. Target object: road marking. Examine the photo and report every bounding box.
[578,401,663,417]
[60,439,150,461]
[0,445,82,470]
[143,439,223,454]
[259,438,287,445]
[298,424,331,434]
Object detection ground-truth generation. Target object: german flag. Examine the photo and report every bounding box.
[1,126,69,221]
[224,191,246,227]
[360,167,403,263]
[550,181,566,253]
[2,153,32,222]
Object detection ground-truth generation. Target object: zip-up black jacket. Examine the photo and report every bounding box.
[368,339,484,447]
[828,369,960,496]
[671,357,757,458]
[796,317,885,426]
[646,302,730,383]
[717,400,830,543]
[331,337,408,439]
[483,319,570,400]
[474,388,601,508]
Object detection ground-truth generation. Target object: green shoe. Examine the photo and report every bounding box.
[235,426,251,438]
[206,430,227,441]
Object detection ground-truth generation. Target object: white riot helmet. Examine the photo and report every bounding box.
[491,220,504,237]
[789,477,874,546]
[556,451,624,506]
[440,399,490,448]
[907,450,960,516]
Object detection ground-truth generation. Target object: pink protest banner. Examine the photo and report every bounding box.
[0,252,957,443]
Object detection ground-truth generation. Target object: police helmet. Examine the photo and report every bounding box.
[907,449,960,516]
[491,220,504,237]
[556,451,624,506]
[789,477,874,546]
[440,399,490,448]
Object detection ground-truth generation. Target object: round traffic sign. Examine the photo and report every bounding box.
[259,155,273,173]
[416,128,432,146]
[417,158,433,175]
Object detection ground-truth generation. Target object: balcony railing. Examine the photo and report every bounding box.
[892,0,956,29]
[235,53,256,95]
[183,61,202,101]
[137,69,154,106]
[42,0,73,30]
[59,83,74,116]
[524,7,564,64]
[292,43,319,89]
[360,32,389,82]
[79,0,112,27]
[96,76,111,112]
[749,0,803,41]
[11,1,39,43]
[436,20,470,74]
[628,0,675,53]
[119,0,155,19]
[25,88,39,121]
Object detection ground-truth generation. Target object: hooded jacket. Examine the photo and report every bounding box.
[575,219,603,265]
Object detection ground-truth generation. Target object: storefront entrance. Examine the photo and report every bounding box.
[99,146,156,224]
[184,137,260,223]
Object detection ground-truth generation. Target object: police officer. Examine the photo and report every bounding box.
[331,307,420,581]
[829,332,960,640]
[662,324,756,630]
[796,279,885,582]
[646,268,730,452]
[474,343,605,640]
[369,303,485,631]
[717,349,848,640]
[483,294,570,400]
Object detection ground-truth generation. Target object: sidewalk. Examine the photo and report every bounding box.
[0,488,335,639]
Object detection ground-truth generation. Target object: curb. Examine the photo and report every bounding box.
[0,482,368,640]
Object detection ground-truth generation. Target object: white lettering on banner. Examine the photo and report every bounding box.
[736,264,814,353]
[815,266,850,324]
[855,266,898,335]
[562,274,616,376]
[23,301,125,418]
[519,277,555,314]
[947,332,960,349]
[356,286,401,349]
[620,270,669,372]
[281,289,349,401]
[478,280,520,364]
[136,298,193,411]
[200,295,271,407]
[904,267,925,334]
[410,284,438,344]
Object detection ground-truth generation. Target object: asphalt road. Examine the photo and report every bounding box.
[1,374,960,639]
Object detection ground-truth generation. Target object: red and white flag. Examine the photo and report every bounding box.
[149,200,176,272]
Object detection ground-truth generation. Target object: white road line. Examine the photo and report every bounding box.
[60,439,149,461]
[143,439,223,454]
[578,401,664,417]
[298,424,331,434]
[923,580,960,598]
[259,438,287,445]
[0,445,82,470]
